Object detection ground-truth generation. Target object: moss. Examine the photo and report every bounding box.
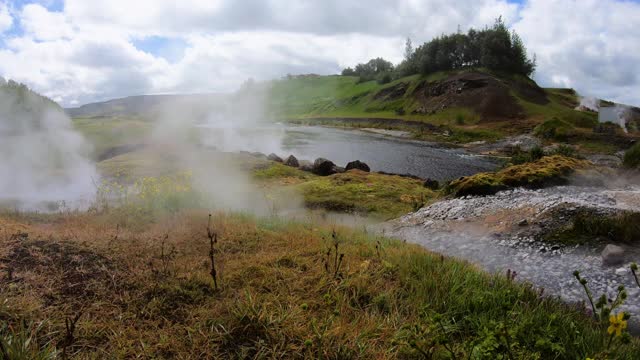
[298,170,436,219]
[446,155,590,197]
[623,142,640,168]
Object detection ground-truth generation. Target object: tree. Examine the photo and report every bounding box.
[404,37,414,60]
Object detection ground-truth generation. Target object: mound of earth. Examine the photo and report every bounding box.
[408,72,548,120]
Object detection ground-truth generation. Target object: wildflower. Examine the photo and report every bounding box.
[608,312,628,337]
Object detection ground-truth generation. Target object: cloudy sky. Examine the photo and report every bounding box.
[0,0,639,107]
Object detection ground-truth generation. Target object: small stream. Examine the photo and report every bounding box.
[388,185,640,324]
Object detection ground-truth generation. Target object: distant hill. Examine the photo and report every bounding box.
[0,78,63,116]
[65,93,229,120]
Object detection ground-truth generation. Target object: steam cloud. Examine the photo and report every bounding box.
[0,78,97,209]
[150,82,301,214]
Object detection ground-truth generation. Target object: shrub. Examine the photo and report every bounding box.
[510,145,545,165]
[534,118,575,141]
[623,142,640,169]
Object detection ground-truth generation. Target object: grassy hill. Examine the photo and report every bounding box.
[266,70,638,151]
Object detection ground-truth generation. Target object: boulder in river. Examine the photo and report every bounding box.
[602,244,625,266]
[284,155,299,167]
[345,160,370,172]
[313,158,337,176]
[267,153,283,163]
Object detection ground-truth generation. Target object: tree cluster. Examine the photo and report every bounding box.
[342,18,536,83]
[341,57,394,84]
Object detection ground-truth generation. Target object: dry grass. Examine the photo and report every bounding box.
[1,210,638,359]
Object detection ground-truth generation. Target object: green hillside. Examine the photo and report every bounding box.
[265,70,640,152]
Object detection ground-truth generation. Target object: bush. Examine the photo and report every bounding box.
[377,72,392,84]
[623,142,640,168]
[552,144,578,158]
[510,146,545,165]
[534,118,575,141]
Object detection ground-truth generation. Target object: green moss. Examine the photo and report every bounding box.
[446,155,590,197]
[253,163,316,181]
[623,142,640,168]
[298,170,436,219]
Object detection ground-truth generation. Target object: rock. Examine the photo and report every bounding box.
[267,153,283,162]
[284,155,299,167]
[602,244,625,266]
[423,178,440,190]
[312,158,337,176]
[298,160,313,172]
[550,245,561,251]
[251,152,267,159]
[345,160,370,172]
[615,267,629,276]
[332,166,346,174]
[518,219,529,227]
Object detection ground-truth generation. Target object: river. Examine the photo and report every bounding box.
[199,124,499,180]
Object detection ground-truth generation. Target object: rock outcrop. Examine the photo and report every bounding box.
[345,160,370,172]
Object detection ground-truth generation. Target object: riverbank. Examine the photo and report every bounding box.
[387,182,640,330]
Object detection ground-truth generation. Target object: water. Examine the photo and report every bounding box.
[389,185,640,326]
[199,124,499,180]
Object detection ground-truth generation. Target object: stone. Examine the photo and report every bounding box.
[312,158,337,176]
[423,178,440,190]
[284,155,299,167]
[298,160,313,172]
[602,244,625,266]
[267,153,283,162]
[518,219,529,227]
[615,267,629,276]
[345,160,370,172]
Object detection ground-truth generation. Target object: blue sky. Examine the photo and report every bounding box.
[0,0,639,107]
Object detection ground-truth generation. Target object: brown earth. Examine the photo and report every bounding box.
[409,72,548,120]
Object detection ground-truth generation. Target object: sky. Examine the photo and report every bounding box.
[0,0,639,107]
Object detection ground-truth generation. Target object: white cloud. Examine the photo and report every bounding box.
[20,3,72,40]
[514,0,640,105]
[0,2,12,33]
[0,0,638,107]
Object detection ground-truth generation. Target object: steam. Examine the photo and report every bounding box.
[0,78,97,210]
[150,81,301,214]
[576,95,631,132]
[575,96,599,112]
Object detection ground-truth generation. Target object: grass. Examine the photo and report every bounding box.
[298,170,436,219]
[624,142,640,168]
[546,210,640,246]
[445,155,592,197]
[95,148,432,219]
[1,208,639,358]
[73,117,152,160]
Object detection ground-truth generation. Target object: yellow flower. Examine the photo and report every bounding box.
[608,312,627,337]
